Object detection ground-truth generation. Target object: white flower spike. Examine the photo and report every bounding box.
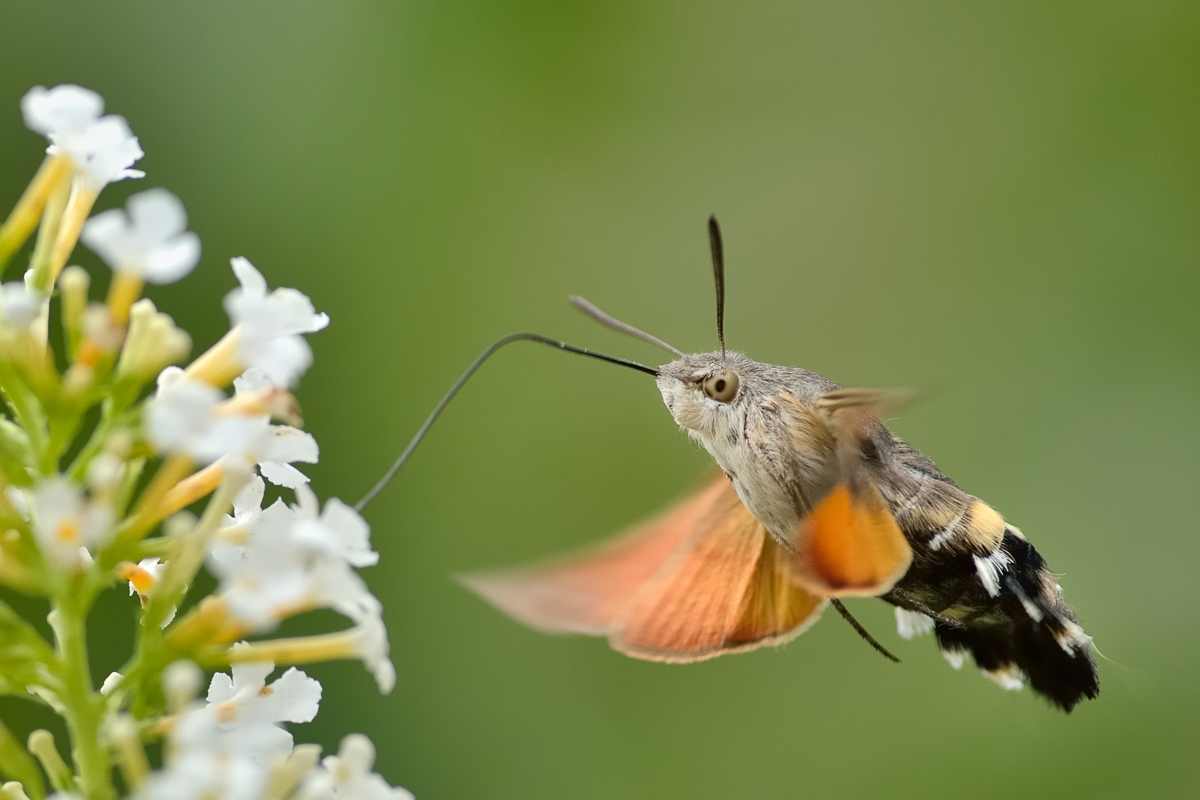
[225,257,329,387]
[81,188,201,283]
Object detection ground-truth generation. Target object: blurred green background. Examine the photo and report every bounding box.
[2,1,1199,798]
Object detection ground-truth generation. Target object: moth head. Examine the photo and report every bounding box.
[656,351,751,436]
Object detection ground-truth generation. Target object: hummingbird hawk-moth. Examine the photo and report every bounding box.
[367,218,1099,712]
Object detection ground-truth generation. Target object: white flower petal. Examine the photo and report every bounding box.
[243,331,313,388]
[227,474,266,526]
[260,426,319,465]
[264,668,322,724]
[259,461,310,488]
[354,615,395,694]
[321,499,377,568]
[233,367,272,396]
[228,659,274,694]
[230,256,267,297]
[21,84,103,137]
[225,723,294,763]
[127,187,187,238]
[206,672,236,705]
[80,208,131,263]
[145,231,201,283]
[0,282,41,328]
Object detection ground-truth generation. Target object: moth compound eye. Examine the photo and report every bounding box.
[702,370,739,403]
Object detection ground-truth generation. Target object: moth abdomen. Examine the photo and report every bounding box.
[924,529,1098,711]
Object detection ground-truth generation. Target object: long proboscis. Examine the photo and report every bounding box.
[355,333,657,512]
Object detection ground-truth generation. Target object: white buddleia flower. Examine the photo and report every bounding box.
[21,84,103,140]
[31,478,113,568]
[205,648,322,763]
[246,421,318,489]
[145,368,261,463]
[124,557,164,602]
[59,114,144,189]
[81,188,201,283]
[208,493,386,665]
[291,485,377,568]
[232,368,318,486]
[208,499,311,627]
[147,367,319,486]
[224,257,329,387]
[137,705,268,800]
[299,734,414,800]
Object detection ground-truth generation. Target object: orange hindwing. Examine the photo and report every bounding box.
[462,476,826,662]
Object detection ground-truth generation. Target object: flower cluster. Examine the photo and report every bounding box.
[0,85,409,800]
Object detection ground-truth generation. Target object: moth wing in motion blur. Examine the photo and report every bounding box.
[792,389,913,598]
[461,476,826,663]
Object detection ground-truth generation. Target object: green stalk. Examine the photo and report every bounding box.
[0,719,45,800]
[0,365,48,459]
[39,416,82,477]
[52,602,114,800]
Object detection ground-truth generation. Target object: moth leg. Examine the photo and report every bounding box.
[882,588,967,630]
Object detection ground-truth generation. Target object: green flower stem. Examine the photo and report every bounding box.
[39,416,83,477]
[65,400,141,486]
[150,472,246,630]
[24,169,72,289]
[0,153,70,275]
[0,720,45,800]
[51,602,115,800]
[123,472,247,717]
[0,365,48,460]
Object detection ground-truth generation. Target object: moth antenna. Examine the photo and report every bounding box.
[708,215,726,357]
[831,599,901,664]
[355,332,657,512]
[569,296,684,357]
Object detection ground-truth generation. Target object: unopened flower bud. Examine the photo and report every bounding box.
[82,303,124,356]
[58,265,89,355]
[162,659,203,712]
[163,511,197,540]
[100,671,123,696]
[117,298,191,382]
